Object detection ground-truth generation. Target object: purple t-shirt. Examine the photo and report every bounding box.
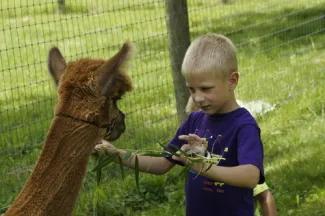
[166,108,264,216]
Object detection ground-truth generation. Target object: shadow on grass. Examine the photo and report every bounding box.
[266,146,325,215]
[256,86,325,215]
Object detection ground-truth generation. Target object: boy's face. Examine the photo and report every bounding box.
[185,71,236,115]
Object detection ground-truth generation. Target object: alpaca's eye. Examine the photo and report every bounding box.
[114,96,122,100]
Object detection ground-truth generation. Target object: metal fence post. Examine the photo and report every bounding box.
[164,0,191,124]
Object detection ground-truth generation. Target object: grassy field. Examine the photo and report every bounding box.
[1,0,325,215]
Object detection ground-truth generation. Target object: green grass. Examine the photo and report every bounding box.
[1,0,325,215]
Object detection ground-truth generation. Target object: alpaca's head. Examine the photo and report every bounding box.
[48,43,134,141]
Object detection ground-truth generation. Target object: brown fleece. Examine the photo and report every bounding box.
[4,42,134,216]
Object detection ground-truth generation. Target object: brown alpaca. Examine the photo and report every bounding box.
[4,43,134,216]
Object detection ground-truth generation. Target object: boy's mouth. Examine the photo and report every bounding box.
[200,105,210,110]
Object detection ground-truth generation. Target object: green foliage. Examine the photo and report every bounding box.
[74,164,185,216]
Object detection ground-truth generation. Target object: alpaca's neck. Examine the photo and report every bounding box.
[5,116,102,216]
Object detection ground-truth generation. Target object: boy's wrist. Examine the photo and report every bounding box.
[190,161,209,174]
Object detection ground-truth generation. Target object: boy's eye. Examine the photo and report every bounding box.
[188,88,195,93]
[201,87,212,91]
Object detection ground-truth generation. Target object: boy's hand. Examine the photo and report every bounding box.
[94,139,118,155]
[179,133,208,156]
[172,133,208,164]
[172,144,191,164]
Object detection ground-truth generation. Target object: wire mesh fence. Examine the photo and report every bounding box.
[0,0,324,214]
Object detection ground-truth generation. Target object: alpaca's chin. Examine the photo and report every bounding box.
[106,132,122,141]
[105,125,126,141]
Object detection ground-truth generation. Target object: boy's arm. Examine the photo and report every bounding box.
[172,143,260,188]
[114,149,175,175]
[173,131,262,189]
[256,190,277,216]
[191,162,259,189]
[96,140,175,175]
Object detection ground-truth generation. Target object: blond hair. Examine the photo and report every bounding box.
[182,34,238,78]
[185,97,200,114]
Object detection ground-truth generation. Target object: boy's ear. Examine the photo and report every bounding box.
[229,72,239,90]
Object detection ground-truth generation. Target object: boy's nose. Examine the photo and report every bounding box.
[193,93,205,103]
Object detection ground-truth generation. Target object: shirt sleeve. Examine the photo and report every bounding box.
[237,124,265,184]
[253,182,269,196]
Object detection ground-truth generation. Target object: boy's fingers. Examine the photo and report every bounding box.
[188,136,207,146]
[94,144,108,150]
[179,134,208,149]
[188,133,201,139]
[189,134,206,142]
[178,135,190,140]
[179,134,203,142]
[180,144,191,151]
[94,146,102,150]
[101,139,111,145]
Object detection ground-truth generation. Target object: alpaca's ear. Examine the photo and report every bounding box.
[48,47,67,86]
[96,42,135,95]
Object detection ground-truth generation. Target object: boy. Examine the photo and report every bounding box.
[96,34,264,215]
[186,97,277,216]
